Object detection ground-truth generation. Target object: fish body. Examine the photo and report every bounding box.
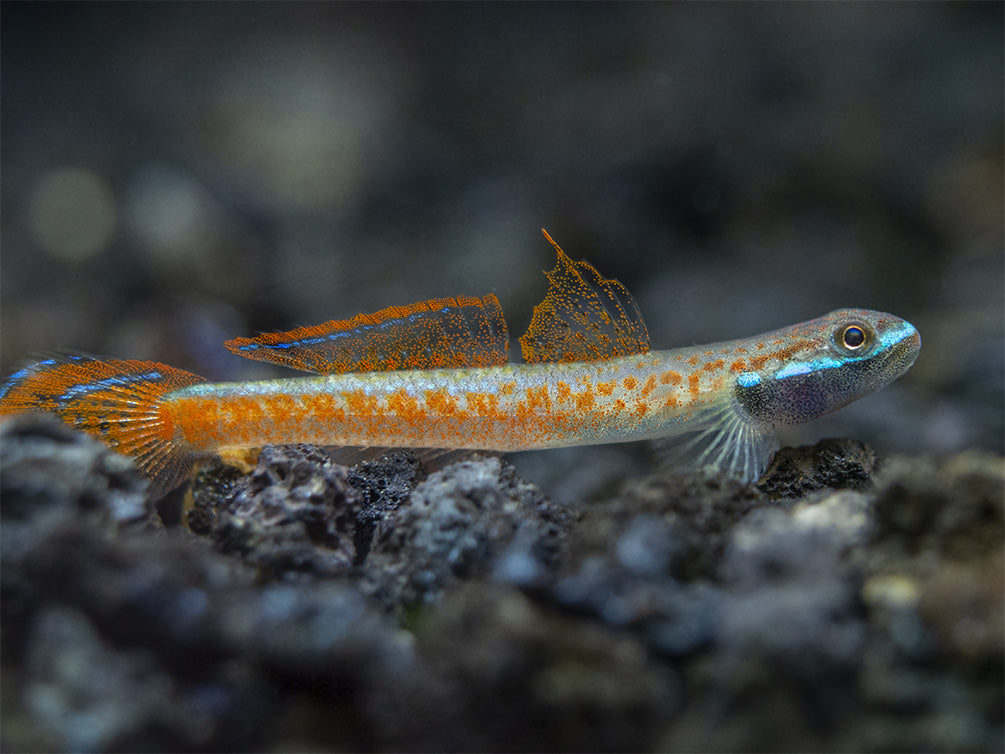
[0,231,920,494]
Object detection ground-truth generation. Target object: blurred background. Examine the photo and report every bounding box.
[2,3,1001,500]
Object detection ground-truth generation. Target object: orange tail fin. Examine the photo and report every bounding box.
[0,355,207,494]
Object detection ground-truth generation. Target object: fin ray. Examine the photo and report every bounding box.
[0,355,206,494]
[519,230,650,364]
[226,294,509,374]
[652,398,775,482]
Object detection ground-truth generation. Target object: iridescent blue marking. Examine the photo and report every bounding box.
[0,365,42,399]
[736,372,761,388]
[0,357,87,400]
[771,355,848,381]
[878,323,914,350]
[773,362,814,380]
[238,324,394,352]
[59,370,163,402]
[238,306,469,352]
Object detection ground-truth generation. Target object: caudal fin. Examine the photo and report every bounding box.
[0,355,207,494]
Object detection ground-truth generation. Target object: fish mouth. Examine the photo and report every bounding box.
[882,320,921,376]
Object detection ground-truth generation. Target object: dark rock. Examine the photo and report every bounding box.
[758,437,879,500]
[22,607,188,752]
[189,444,364,578]
[1,415,153,675]
[363,455,575,610]
[397,583,679,752]
[347,450,422,512]
[346,450,422,563]
[855,452,1005,752]
[2,417,1002,752]
[870,451,1004,557]
[553,470,762,656]
[1,451,414,751]
[0,414,150,527]
[567,469,765,580]
[711,498,867,730]
[185,458,245,535]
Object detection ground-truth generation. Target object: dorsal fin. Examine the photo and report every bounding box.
[519,230,651,364]
[226,295,509,374]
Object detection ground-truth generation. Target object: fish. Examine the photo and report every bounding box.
[0,230,921,496]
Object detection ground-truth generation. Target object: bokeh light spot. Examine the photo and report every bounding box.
[28,168,117,261]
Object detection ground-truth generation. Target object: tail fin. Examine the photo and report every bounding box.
[0,355,207,494]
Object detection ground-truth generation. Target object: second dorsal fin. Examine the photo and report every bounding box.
[519,230,651,364]
[226,294,509,374]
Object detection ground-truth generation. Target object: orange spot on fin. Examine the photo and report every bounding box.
[519,230,650,364]
[0,355,206,495]
[226,294,509,374]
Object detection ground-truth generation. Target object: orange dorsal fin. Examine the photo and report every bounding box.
[519,230,651,364]
[226,294,509,374]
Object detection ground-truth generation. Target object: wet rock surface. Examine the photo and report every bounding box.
[2,414,1001,752]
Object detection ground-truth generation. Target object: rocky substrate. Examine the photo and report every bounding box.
[1,414,1001,752]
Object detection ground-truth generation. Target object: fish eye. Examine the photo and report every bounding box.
[835,323,872,353]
